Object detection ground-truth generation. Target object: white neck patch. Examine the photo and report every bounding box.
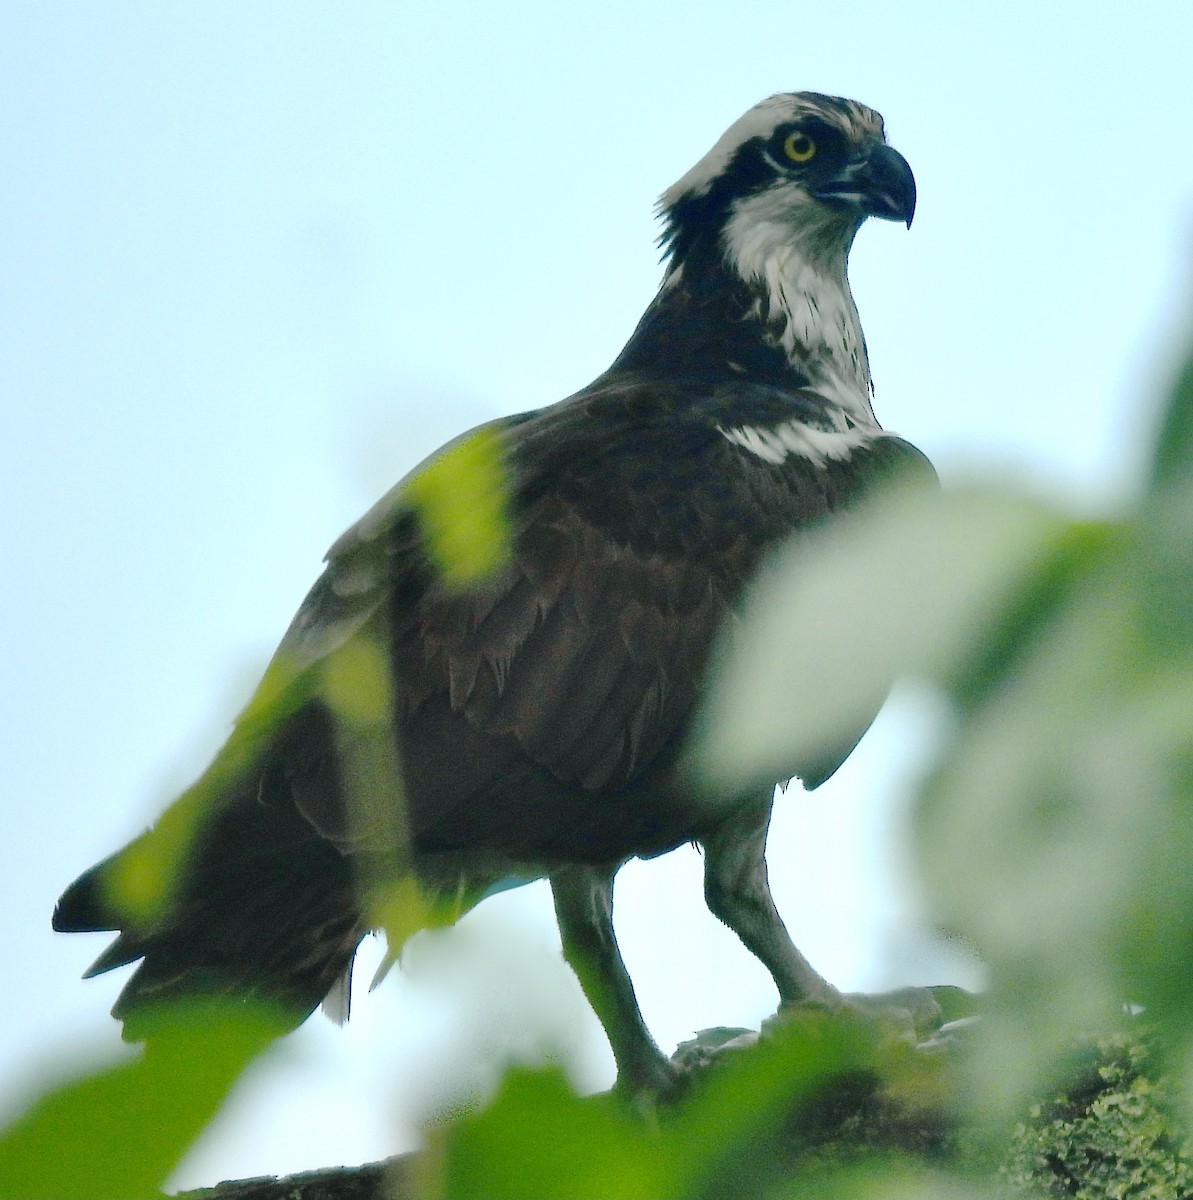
[722,184,874,424]
[718,410,887,469]
[659,93,891,427]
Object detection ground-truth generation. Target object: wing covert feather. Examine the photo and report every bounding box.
[255,386,937,855]
[399,487,737,797]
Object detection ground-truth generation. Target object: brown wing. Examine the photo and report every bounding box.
[275,391,934,865]
[266,392,772,865]
[390,487,734,861]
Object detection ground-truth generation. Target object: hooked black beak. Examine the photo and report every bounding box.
[813,142,916,228]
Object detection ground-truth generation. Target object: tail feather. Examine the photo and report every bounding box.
[54,785,366,1041]
[53,846,130,934]
[84,935,145,978]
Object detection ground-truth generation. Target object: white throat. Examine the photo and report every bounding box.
[722,184,877,427]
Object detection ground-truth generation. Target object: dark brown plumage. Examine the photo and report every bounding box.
[55,92,930,1093]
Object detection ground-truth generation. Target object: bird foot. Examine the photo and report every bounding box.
[670,1025,760,1076]
[772,984,977,1048]
[658,988,979,1096]
[840,986,944,1043]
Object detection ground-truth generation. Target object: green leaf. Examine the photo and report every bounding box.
[1146,330,1193,494]
[440,1068,669,1199]
[691,481,1069,793]
[913,434,1193,1114]
[437,1012,934,1200]
[404,422,513,589]
[0,1003,279,1200]
[662,1010,910,1198]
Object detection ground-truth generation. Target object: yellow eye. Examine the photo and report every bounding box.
[782,131,816,163]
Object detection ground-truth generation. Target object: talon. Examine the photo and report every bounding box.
[766,985,948,1046]
[671,1025,759,1075]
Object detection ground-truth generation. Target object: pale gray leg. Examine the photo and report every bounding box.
[701,793,944,1039]
[550,864,678,1094]
[700,792,842,1009]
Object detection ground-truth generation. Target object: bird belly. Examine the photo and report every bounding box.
[401,697,709,869]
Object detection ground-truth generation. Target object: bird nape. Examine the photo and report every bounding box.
[54,91,937,1097]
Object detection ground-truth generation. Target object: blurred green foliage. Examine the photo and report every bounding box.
[403,423,513,589]
[7,323,1193,1197]
[0,1003,280,1200]
[701,323,1193,1127]
[1002,1032,1193,1198]
[433,1010,957,1200]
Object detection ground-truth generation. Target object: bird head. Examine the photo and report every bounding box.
[659,92,915,276]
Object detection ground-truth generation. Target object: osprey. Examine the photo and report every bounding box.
[55,92,931,1094]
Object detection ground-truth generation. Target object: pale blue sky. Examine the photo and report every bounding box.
[3,1,1192,1187]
